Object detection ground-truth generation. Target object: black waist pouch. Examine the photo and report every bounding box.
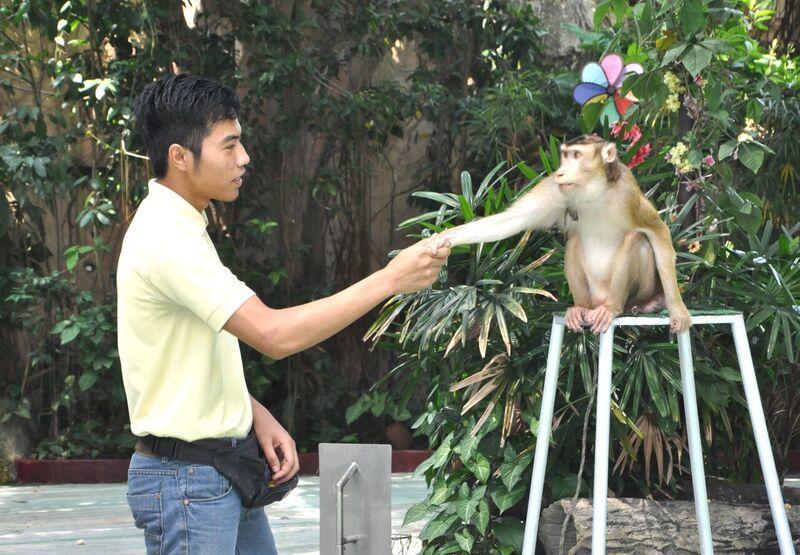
[139,430,298,509]
[212,431,298,508]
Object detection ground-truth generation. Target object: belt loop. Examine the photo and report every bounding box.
[231,437,237,448]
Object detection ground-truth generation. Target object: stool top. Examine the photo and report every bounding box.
[552,309,744,327]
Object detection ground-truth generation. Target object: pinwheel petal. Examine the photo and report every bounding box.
[614,94,635,118]
[573,83,608,105]
[623,63,644,77]
[601,100,620,123]
[601,54,624,86]
[581,63,608,87]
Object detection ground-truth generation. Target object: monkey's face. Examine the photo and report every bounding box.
[556,141,618,200]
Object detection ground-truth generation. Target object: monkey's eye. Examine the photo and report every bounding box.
[573,151,580,159]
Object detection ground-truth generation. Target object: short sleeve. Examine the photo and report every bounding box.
[148,236,255,332]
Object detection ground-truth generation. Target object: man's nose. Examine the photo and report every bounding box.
[239,147,250,167]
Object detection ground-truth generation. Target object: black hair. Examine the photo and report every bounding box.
[132,73,240,178]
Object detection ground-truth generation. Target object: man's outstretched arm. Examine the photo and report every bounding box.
[224,237,451,360]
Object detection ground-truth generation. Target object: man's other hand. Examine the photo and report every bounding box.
[251,397,299,484]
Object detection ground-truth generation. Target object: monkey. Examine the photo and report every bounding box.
[431,134,692,335]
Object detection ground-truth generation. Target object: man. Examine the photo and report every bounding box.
[117,73,451,554]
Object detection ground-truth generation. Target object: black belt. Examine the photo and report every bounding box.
[136,433,246,464]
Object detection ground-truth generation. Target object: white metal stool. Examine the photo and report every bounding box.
[521,311,795,554]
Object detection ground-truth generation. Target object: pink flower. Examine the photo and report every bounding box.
[611,120,625,137]
[627,142,652,169]
[694,75,705,87]
[623,124,642,144]
[703,154,715,166]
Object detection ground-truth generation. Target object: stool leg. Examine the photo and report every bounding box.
[731,316,795,554]
[522,317,565,555]
[592,326,615,554]
[677,330,714,554]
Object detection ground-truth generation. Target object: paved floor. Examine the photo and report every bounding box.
[5,474,800,554]
[0,474,428,554]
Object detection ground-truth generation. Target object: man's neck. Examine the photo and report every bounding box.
[158,175,209,213]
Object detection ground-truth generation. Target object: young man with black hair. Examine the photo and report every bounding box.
[117,73,451,554]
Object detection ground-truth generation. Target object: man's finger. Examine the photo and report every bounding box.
[263,442,281,474]
[433,246,451,259]
[271,442,298,484]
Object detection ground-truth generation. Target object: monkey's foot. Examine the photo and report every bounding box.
[565,306,590,333]
[585,305,619,335]
[669,306,692,333]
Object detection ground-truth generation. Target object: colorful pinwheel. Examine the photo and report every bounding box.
[573,53,644,123]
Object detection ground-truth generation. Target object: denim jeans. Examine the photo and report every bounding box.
[126,451,279,554]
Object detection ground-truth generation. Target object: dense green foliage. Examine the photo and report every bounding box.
[361,1,800,552]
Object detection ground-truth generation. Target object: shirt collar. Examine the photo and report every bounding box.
[147,179,209,234]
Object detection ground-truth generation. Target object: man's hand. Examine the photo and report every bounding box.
[384,235,451,294]
[251,396,299,484]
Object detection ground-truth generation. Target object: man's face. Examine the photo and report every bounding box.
[186,118,250,203]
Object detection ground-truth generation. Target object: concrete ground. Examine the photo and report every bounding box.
[4,474,800,554]
[0,474,428,554]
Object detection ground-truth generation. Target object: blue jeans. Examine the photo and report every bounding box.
[127,451,278,554]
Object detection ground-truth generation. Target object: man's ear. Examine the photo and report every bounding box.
[167,143,192,172]
[601,142,618,164]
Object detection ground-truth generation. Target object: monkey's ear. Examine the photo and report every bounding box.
[601,142,618,164]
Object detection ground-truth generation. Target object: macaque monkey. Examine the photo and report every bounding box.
[432,134,691,334]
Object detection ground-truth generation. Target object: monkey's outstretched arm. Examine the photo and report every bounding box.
[439,176,566,247]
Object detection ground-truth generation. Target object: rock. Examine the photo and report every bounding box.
[538,497,800,553]
[0,416,36,484]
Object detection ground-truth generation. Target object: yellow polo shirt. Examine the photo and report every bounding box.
[117,179,255,441]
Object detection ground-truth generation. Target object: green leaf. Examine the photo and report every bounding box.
[680,0,706,38]
[460,171,473,206]
[475,499,490,535]
[493,517,524,552]
[412,191,460,209]
[60,325,80,345]
[516,161,538,180]
[499,451,533,491]
[431,433,454,469]
[345,399,366,425]
[454,434,480,461]
[458,195,474,221]
[580,101,604,134]
[718,139,738,161]
[420,512,458,541]
[682,45,713,76]
[455,528,475,552]
[593,0,612,29]
[739,142,765,174]
[430,478,454,505]
[454,494,479,524]
[662,43,688,66]
[466,452,491,482]
[413,454,435,478]
[403,500,431,526]
[78,371,98,392]
[550,473,588,500]
[490,482,526,514]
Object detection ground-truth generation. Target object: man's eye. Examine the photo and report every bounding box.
[226,145,235,150]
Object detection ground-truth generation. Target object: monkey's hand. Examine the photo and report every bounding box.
[669,304,692,333]
[585,304,619,335]
[565,306,589,333]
